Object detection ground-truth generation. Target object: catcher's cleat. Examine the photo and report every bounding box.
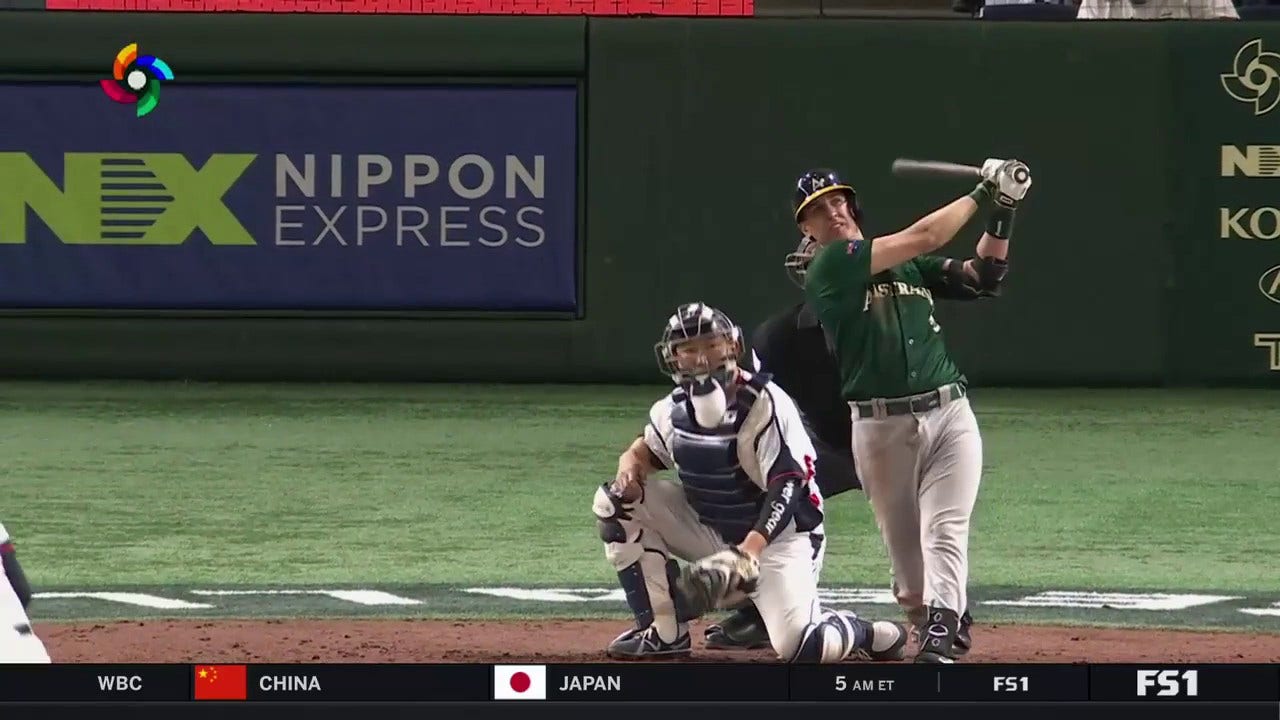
[850,620,910,662]
[704,607,771,650]
[606,626,692,660]
[952,610,973,658]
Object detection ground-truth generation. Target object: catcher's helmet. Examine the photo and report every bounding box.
[654,302,743,385]
[783,236,819,288]
[792,168,860,224]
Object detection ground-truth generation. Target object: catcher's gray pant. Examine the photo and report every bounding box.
[0,565,49,664]
[849,393,982,623]
[595,478,827,660]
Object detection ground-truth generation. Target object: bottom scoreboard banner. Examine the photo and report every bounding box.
[0,663,1272,702]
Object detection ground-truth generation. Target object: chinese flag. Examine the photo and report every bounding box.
[194,664,247,701]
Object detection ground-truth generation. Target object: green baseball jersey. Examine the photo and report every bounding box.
[803,238,964,401]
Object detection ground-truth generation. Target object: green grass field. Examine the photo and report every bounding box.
[1,382,1277,627]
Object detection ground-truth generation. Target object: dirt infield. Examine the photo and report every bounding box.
[39,618,1280,663]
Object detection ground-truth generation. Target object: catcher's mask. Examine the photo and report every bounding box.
[784,235,819,288]
[654,302,743,387]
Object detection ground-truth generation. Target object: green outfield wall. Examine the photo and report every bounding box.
[0,13,1275,386]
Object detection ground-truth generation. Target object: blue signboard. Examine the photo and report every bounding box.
[0,83,578,311]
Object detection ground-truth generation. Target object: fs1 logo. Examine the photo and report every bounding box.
[0,153,255,245]
[99,43,174,118]
[1136,669,1198,697]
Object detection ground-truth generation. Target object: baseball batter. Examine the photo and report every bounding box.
[591,302,908,662]
[0,521,51,663]
[793,161,1031,663]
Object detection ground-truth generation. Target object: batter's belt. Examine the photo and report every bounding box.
[849,382,967,420]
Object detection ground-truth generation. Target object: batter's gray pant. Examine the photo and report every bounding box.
[849,394,982,622]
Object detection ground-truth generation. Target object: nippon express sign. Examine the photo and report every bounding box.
[0,83,578,311]
[0,153,553,249]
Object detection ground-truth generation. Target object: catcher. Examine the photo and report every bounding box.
[0,521,50,663]
[592,301,908,662]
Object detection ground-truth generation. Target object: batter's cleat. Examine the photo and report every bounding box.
[704,607,771,650]
[851,620,910,661]
[606,625,692,660]
[952,610,973,658]
[914,606,961,664]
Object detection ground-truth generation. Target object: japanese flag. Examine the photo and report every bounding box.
[494,665,547,700]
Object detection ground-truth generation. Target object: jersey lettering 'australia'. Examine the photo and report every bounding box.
[643,373,824,544]
[803,239,964,401]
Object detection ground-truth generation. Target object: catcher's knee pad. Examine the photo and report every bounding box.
[790,609,865,663]
[593,483,640,547]
[597,518,626,544]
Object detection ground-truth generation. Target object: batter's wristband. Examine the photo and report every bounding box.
[968,183,994,209]
[986,206,1016,240]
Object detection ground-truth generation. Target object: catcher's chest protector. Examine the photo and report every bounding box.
[669,381,769,545]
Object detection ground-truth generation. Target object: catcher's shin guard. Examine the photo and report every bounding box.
[615,554,695,638]
[791,610,907,664]
[595,484,688,644]
[791,609,864,663]
[856,619,910,661]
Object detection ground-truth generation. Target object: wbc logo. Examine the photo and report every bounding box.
[1222,39,1280,116]
[99,43,175,118]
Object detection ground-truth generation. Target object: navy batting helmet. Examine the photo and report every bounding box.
[792,168,861,224]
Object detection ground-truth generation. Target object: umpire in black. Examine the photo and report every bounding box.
[701,236,861,651]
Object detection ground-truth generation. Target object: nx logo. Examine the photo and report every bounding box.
[1222,39,1280,116]
[1136,669,1198,697]
[1220,208,1280,239]
[0,153,256,245]
[1260,265,1280,304]
[1221,145,1280,177]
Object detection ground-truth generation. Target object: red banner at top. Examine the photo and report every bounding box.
[46,0,752,14]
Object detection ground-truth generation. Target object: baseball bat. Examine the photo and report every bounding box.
[891,158,982,179]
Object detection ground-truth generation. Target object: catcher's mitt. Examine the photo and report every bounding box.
[673,547,760,619]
